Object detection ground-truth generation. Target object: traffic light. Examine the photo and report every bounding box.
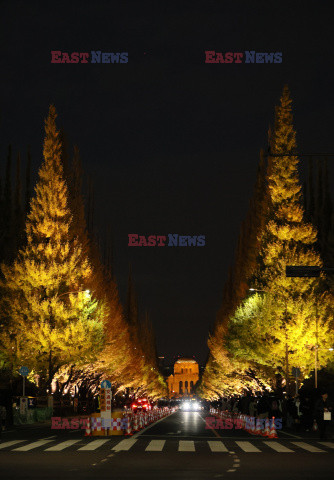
[285,266,321,277]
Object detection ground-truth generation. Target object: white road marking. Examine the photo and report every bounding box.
[145,440,165,451]
[112,439,137,451]
[263,441,293,452]
[291,442,325,453]
[78,439,110,451]
[235,441,261,452]
[318,442,334,449]
[132,411,175,439]
[13,439,54,451]
[208,441,228,452]
[178,440,195,452]
[45,440,81,451]
[0,440,25,449]
[280,430,302,439]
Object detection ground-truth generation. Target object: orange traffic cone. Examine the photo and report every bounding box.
[84,417,91,436]
[254,418,262,435]
[268,417,278,438]
[261,418,270,437]
[123,416,133,435]
[249,417,256,434]
[133,414,139,431]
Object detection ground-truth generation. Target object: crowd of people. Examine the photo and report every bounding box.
[211,389,333,440]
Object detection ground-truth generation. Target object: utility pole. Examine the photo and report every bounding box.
[315,301,318,389]
[285,266,332,389]
[285,342,290,396]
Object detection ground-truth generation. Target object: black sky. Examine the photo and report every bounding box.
[1,2,334,365]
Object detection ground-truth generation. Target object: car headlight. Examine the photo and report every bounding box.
[182,402,190,409]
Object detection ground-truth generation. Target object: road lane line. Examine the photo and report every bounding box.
[0,440,25,449]
[178,440,195,452]
[45,440,81,451]
[279,430,302,439]
[235,441,261,452]
[112,439,137,451]
[263,441,293,452]
[13,439,54,451]
[318,442,334,449]
[132,411,176,439]
[145,440,165,451]
[198,412,222,438]
[290,442,325,453]
[208,441,228,452]
[78,439,110,451]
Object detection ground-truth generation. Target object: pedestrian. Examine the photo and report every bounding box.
[301,396,313,432]
[286,395,296,428]
[269,397,282,419]
[293,396,302,431]
[257,393,270,420]
[0,403,6,432]
[314,390,332,440]
[249,397,257,418]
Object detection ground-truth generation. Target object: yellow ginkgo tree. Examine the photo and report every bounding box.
[0,105,104,392]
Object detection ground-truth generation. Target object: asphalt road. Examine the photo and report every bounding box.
[0,409,333,480]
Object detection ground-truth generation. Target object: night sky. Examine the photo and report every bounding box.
[1,2,334,365]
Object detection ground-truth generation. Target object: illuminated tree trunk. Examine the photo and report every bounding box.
[285,341,290,396]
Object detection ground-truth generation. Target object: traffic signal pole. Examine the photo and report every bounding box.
[285,265,334,389]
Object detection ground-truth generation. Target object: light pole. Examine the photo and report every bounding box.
[315,301,318,389]
[249,287,291,395]
[285,266,332,389]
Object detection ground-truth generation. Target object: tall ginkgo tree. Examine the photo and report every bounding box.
[0,105,104,391]
[255,86,334,388]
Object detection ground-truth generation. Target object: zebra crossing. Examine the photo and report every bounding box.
[0,437,333,454]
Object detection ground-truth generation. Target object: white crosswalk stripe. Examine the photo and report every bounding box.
[178,440,195,452]
[45,440,81,451]
[208,441,229,452]
[78,439,110,451]
[318,442,334,449]
[290,442,326,453]
[0,440,25,449]
[13,440,54,451]
[145,440,165,451]
[112,439,137,451]
[235,441,261,452]
[1,438,333,453]
[263,441,293,453]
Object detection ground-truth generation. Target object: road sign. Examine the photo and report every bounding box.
[19,366,30,377]
[100,380,111,389]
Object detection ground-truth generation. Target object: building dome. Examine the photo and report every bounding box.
[167,358,199,397]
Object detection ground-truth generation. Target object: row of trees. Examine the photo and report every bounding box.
[199,86,334,399]
[0,105,167,400]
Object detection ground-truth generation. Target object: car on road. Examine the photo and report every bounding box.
[131,398,152,412]
[180,399,202,411]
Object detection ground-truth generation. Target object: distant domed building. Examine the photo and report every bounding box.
[167,358,199,397]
